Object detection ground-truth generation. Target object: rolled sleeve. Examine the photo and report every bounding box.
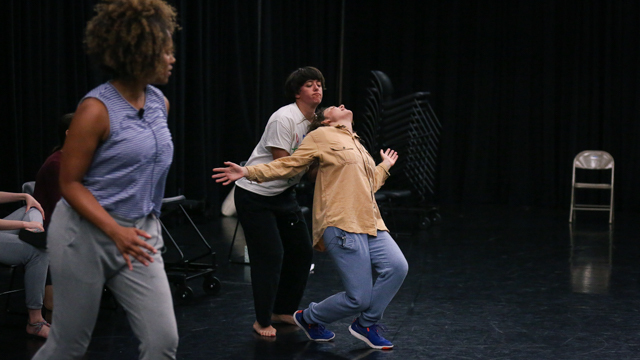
[245,166,263,183]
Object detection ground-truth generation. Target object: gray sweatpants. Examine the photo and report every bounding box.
[33,201,178,360]
[0,206,48,309]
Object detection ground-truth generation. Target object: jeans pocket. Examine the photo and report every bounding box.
[340,235,356,250]
[334,229,357,251]
[324,227,357,252]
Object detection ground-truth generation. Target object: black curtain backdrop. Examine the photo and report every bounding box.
[2,0,640,216]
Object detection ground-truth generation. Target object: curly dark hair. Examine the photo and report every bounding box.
[85,0,179,81]
[284,66,326,101]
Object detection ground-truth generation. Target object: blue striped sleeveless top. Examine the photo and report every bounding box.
[80,82,174,219]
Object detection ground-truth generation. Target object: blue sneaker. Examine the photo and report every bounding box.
[348,318,394,349]
[293,310,335,341]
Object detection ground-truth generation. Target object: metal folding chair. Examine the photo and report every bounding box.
[569,150,614,223]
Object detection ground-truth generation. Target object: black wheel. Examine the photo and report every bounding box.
[419,216,431,229]
[175,285,194,303]
[202,277,221,295]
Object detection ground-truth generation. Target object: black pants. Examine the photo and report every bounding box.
[234,186,313,327]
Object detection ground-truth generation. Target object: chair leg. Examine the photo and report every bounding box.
[8,267,14,312]
[609,188,614,224]
[227,219,240,262]
[4,266,22,314]
[228,218,249,264]
[569,186,575,223]
[3,268,12,313]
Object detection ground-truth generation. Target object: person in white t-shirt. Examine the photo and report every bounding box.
[233,66,324,336]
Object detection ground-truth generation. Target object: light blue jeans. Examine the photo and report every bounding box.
[303,227,408,327]
[0,206,48,309]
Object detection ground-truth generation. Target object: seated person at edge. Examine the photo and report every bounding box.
[0,191,50,339]
[31,112,73,318]
[33,112,73,230]
[213,104,409,350]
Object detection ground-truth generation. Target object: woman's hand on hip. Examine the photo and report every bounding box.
[108,225,156,270]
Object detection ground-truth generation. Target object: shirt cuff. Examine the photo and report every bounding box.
[245,166,262,183]
[379,162,391,176]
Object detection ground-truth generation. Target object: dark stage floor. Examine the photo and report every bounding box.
[1,204,639,359]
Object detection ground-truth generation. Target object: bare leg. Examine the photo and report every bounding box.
[44,285,53,310]
[271,313,295,325]
[44,285,53,323]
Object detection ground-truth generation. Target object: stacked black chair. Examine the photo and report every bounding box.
[358,70,442,229]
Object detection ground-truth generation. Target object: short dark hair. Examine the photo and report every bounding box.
[52,113,74,153]
[284,66,326,100]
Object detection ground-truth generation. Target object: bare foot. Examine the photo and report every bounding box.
[253,321,276,337]
[271,313,296,325]
[26,321,50,339]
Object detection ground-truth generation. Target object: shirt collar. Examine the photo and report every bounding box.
[334,124,360,139]
[293,103,312,124]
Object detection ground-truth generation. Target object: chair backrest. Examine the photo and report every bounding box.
[371,70,394,101]
[22,181,36,195]
[574,151,614,170]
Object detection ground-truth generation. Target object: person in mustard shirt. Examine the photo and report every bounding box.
[213,104,408,350]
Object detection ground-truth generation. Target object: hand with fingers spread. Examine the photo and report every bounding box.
[212,161,248,186]
[380,148,398,168]
[107,224,156,270]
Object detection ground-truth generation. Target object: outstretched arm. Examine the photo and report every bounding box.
[213,133,319,186]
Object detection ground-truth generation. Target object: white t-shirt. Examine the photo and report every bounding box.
[236,103,311,196]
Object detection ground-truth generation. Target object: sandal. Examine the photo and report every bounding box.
[27,320,50,339]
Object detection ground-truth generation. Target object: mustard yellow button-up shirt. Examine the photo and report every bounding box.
[245,125,391,251]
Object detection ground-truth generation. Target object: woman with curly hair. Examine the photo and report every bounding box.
[33,0,179,358]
